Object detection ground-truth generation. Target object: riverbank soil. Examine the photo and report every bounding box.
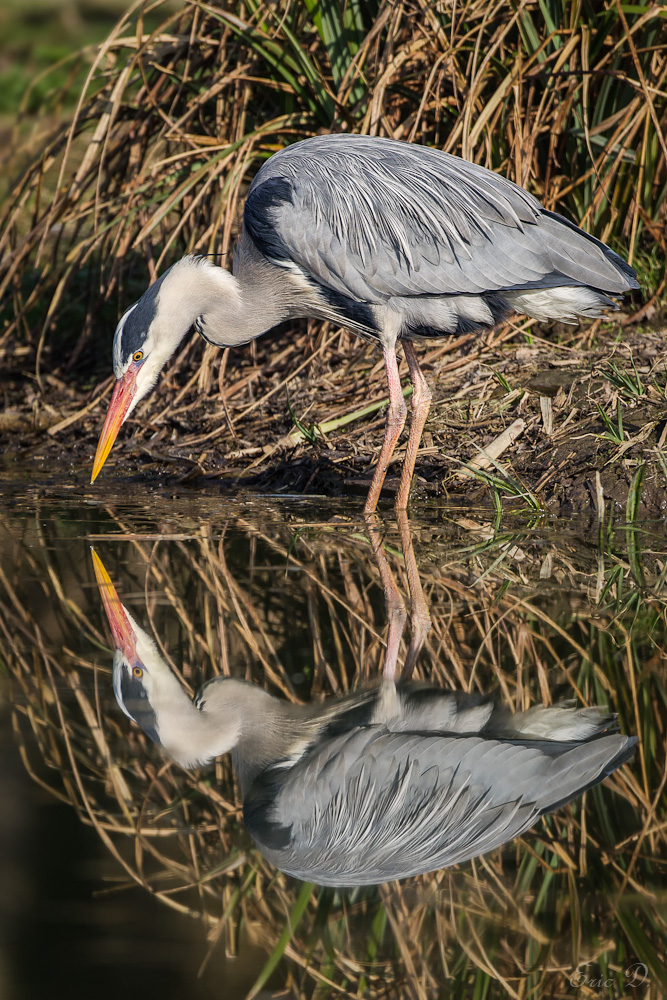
[2,309,667,517]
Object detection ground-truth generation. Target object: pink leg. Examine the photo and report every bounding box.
[396,340,433,511]
[365,513,407,681]
[363,344,407,515]
[397,509,431,678]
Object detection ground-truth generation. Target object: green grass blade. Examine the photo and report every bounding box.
[247,880,315,999]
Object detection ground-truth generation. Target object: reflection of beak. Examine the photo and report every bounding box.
[91,548,137,660]
[91,368,138,483]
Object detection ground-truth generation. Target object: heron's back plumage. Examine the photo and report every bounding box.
[242,685,635,886]
[244,134,638,340]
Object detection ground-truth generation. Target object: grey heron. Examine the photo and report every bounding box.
[92,548,635,887]
[91,134,639,511]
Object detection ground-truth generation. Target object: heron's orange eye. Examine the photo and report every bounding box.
[133,666,143,678]
[133,350,144,362]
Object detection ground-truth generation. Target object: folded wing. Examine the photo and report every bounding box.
[243,724,635,886]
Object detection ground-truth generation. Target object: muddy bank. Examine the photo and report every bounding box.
[2,318,667,517]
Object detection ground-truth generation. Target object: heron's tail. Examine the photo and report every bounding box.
[486,700,620,743]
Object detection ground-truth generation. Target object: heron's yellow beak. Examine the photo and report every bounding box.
[91,369,138,483]
[90,548,137,659]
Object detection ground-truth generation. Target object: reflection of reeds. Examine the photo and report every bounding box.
[1,499,665,995]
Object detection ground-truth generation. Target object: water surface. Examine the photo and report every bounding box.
[1,476,664,998]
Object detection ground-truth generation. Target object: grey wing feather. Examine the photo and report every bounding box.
[246,725,635,886]
[245,135,638,304]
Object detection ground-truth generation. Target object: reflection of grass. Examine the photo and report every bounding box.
[2,499,666,995]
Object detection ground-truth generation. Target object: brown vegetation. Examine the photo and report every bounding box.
[0,0,666,510]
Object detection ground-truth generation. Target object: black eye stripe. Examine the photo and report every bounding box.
[117,270,170,367]
[119,673,162,747]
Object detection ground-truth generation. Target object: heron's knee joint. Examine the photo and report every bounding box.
[412,383,432,410]
[388,400,408,426]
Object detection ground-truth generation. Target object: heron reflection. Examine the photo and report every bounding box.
[91,549,635,888]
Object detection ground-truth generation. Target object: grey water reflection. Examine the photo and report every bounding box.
[1,484,665,997]
[92,546,635,889]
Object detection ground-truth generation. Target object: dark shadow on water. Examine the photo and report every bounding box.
[0,705,275,1000]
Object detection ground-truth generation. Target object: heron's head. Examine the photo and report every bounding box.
[91,548,246,768]
[91,548,168,747]
[91,256,238,483]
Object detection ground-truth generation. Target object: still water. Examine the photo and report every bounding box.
[0,477,664,998]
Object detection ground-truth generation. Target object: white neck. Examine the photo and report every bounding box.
[130,633,299,773]
[161,245,302,350]
[150,673,258,770]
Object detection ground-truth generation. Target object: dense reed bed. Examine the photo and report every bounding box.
[1,0,665,384]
